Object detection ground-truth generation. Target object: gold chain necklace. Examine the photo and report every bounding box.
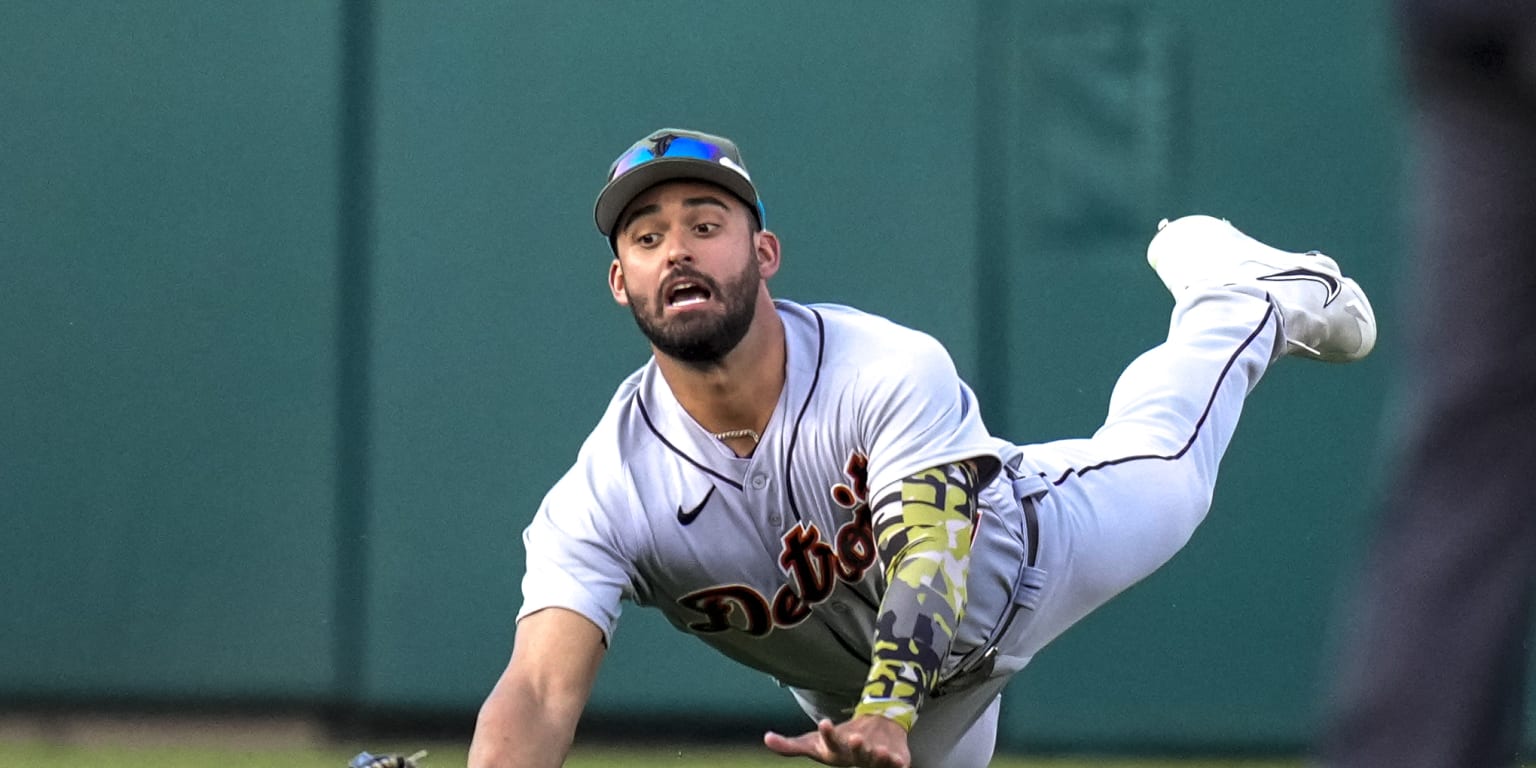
[710,428,761,444]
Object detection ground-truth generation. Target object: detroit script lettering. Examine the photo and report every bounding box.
[678,453,877,635]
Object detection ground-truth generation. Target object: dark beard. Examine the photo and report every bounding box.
[627,256,761,366]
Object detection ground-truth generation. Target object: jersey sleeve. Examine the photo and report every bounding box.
[517,455,636,645]
[856,330,1002,494]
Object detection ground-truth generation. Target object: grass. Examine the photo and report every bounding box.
[1,740,1309,768]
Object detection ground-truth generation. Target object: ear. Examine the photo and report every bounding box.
[754,229,782,280]
[608,258,630,305]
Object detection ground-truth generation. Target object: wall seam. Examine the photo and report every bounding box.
[334,0,376,714]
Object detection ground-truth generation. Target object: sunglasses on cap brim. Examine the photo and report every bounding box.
[610,136,728,179]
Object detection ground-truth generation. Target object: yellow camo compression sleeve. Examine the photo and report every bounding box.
[853,460,981,730]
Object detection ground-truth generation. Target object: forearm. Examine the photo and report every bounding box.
[468,677,584,768]
[856,461,981,729]
[469,607,605,768]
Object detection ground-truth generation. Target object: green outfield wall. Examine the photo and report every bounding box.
[5,0,1528,756]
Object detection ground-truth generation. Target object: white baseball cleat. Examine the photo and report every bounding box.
[1146,215,1377,363]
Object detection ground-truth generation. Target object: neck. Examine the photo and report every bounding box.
[654,295,786,444]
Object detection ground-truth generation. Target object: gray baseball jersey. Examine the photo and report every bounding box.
[519,299,1049,700]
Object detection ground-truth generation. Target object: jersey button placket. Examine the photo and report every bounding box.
[751,474,777,529]
[745,470,784,554]
[751,475,782,528]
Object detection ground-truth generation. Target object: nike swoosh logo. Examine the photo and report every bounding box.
[677,485,716,526]
[1258,267,1342,306]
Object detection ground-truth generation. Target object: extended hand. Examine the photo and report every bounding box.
[763,715,910,767]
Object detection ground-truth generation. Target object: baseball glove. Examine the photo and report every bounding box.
[348,750,428,768]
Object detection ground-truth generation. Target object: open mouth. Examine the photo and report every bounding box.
[664,278,713,309]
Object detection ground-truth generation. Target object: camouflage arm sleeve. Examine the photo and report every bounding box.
[853,460,981,730]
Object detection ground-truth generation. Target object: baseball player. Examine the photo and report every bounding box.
[467,128,1377,768]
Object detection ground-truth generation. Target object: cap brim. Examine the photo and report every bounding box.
[594,157,759,237]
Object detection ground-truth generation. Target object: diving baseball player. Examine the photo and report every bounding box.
[467,128,1377,768]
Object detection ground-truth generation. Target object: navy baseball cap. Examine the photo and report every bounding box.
[594,128,765,238]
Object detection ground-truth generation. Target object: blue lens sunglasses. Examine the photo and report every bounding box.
[610,136,766,227]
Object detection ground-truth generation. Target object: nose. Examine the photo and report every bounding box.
[665,228,693,266]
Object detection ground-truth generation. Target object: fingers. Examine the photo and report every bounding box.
[762,719,852,764]
[763,726,839,762]
[818,718,838,737]
[761,717,908,767]
[761,729,813,757]
[818,719,854,764]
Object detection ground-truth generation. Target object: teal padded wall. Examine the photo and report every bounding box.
[0,2,341,700]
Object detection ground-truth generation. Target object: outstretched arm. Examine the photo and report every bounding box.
[468,607,606,768]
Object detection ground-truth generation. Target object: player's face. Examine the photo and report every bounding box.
[608,181,778,364]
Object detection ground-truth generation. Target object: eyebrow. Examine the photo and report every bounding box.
[620,195,732,235]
